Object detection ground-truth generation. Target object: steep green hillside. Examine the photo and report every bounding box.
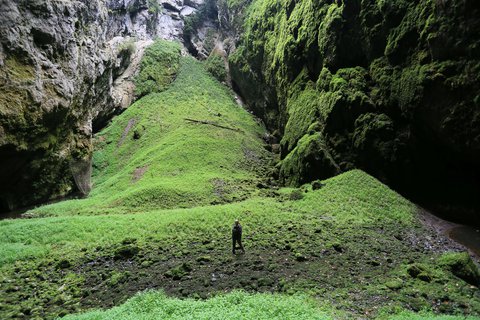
[229,0,480,223]
[29,42,268,217]
[0,41,479,320]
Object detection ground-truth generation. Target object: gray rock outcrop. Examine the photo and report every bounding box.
[0,0,203,211]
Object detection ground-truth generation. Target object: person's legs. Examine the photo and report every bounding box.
[232,237,236,254]
[238,238,245,253]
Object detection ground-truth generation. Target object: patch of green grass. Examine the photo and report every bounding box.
[62,290,330,320]
[134,40,182,97]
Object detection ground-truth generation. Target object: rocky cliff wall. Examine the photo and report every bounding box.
[0,0,202,211]
[228,0,480,223]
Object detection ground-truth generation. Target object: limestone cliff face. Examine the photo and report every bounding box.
[0,0,202,211]
[227,0,480,222]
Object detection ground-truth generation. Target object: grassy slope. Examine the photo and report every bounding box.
[0,42,479,320]
[29,54,267,217]
[0,170,412,267]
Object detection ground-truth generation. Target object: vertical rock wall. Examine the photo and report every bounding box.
[0,0,202,211]
[227,0,480,223]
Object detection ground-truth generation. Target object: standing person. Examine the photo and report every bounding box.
[232,219,245,254]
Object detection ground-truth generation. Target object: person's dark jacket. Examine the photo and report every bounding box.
[232,224,242,239]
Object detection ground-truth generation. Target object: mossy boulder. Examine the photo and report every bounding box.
[165,263,193,280]
[204,53,227,82]
[385,279,404,290]
[439,252,480,286]
[279,132,340,186]
[407,263,433,282]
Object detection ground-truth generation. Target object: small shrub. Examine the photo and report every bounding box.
[118,39,136,55]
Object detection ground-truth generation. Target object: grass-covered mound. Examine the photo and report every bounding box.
[28,45,268,217]
[1,41,479,320]
[0,170,413,266]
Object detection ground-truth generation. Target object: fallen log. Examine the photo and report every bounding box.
[184,118,242,132]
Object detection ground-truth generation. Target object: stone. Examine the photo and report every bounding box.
[180,6,196,17]
[56,259,71,269]
[440,252,480,286]
[385,279,403,290]
[311,180,324,190]
[407,264,423,278]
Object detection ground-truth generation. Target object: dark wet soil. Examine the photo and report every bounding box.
[417,208,480,260]
[0,208,27,220]
[0,195,80,220]
[449,226,480,257]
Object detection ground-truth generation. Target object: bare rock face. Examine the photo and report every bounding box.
[0,0,203,211]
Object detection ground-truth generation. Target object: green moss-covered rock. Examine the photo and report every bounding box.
[279,132,340,186]
[165,263,193,280]
[229,0,480,220]
[439,252,480,286]
[114,245,140,260]
[204,53,227,82]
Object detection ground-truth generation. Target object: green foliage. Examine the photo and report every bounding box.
[147,0,161,14]
[204,53,227,82]
[62,291,329,319]
[134,40,182,97]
